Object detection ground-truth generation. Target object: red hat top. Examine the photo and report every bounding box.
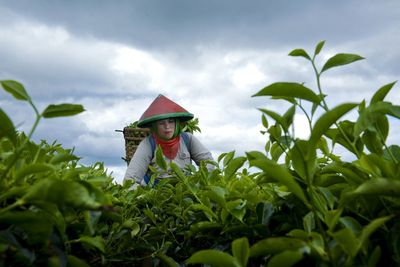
[137,94,194,127]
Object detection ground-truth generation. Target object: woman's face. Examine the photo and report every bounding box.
[155,119,176,140]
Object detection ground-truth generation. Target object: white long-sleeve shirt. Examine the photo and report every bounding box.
[123,132,214,186]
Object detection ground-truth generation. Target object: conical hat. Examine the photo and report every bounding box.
[137,94,194,127]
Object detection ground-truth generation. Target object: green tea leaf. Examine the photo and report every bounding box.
[290,140,316,180]
[186,250,241,267]
[42,103,85,118]
[367,246,381,267]
[67,255,91,267]
[34,202,66,236]
[261,114,269,128]
[15,163,55,183]
[253,82,320,104]
[206,186,226,206]
[23,179,102,209]
[270,142,284,161]
[271,95,297,103]
[77,236,105,253]
[226,199,247,222]
[314,40,325,56]
[331,227,359,257]
[288,48,311,60]
[189,221,221,234]
[49,152,79,164]
[248,153,309,206]
[156,253,179,267]
[0,108,17,144]
[282,105,296,131]
[309,103,358,149]
[223,151,236,166]
[324,209,343,231]
[359,215,393,252]
[318,187,336,210]
[0,80,31,101]
[303,211,315,233]
[0,210,53,244]
[354,102,400,137]
[232,237,249,267]
[191,204,217,221]
[224,157,246,180]
[352,178,400,197]
[339,216,362,234]
[259,109,288,131]
[362,130,384,154]
[268,125,282,143]
[250,237,308,257]
[155,145,167,171]
[321,53,364,73]
[170,161,185,180]
[267,250,304,267]
[383,145,400,162]
[370,81,396,104]
[256,202,274,225]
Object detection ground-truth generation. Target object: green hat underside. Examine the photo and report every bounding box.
[137,112,194,128]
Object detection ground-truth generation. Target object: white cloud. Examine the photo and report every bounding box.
[1,2,399,184]
[293,114,311,139]
[111,46,166,90]
[232,63,266,89]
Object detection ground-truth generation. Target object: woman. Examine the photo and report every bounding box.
[123,94,214,187]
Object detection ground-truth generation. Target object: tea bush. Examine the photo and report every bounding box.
[1,41,399,266]
[187,41,400,267]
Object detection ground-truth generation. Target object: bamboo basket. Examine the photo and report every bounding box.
[121,127,150,164]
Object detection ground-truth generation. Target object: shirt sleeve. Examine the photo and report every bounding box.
[187,133,215,168]
[123,137,153,186]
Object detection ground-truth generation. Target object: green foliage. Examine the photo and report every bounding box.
[183,41,400,266]
[1,41,400,266]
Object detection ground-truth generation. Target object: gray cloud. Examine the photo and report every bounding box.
[2,1,398,51]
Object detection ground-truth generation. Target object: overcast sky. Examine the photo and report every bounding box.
[1,0,399,183]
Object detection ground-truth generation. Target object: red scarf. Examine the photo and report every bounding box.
[153,133,180,160]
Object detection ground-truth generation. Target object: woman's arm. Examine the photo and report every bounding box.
[123,137,153,186]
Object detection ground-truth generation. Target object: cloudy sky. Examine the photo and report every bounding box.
[1,0,399,184]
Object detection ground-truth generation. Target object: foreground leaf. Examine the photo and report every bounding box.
[0,108,17,144]
[248,152,309,207]
[232,237,250,267]
[267,250,304,267]
[186,250,241,267]
[370,82,396,104]
[321,53,364,73]
[352,178,400,197]
[0,80,31,101]
[309,103,358,149]
[288,48,311,60]
[42,103,85,118]
[354,102,400,137]
[77,236,105,253]
[250,237,308,257]
[253,82,320,104]
[156,253,179,267]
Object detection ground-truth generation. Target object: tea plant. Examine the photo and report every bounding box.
[0,81,113,266]
[186,41,400,266]
[1,41,399,267]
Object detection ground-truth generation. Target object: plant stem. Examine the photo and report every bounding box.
[0,199,25,214]
[0,102,42,181]
[375,122,398,164]
[297,101,313,134]
[311,58,362,159]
